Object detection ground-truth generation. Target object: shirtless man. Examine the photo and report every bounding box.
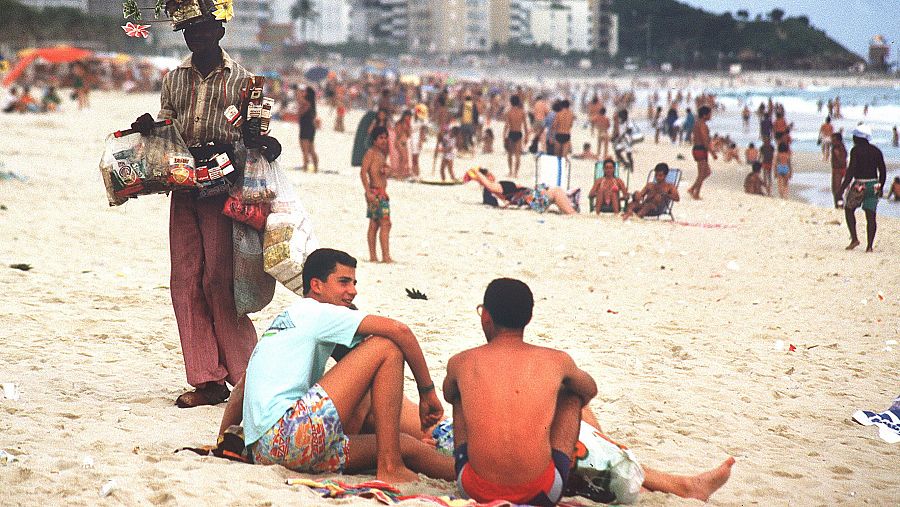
[595,107,611,159]
[361,126,392,263]
[588,158,627,214]
[503,95,529,178]
[623,163,680,220]
[744,162,766,195]
[819,116,834,161]
[551,100,575,159]
[686,106,715,199]
[443,279,734,505]
[443,278,597,506]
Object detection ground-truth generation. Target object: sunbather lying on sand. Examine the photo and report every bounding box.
[464,167,579,215]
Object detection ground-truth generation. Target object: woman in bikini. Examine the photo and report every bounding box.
[775,142,792,199]
[588,158,627,214]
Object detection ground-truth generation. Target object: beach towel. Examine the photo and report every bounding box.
[852,396,900,443]
[285,478,592,507]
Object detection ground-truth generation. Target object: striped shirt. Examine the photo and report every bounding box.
[157,50,252,146]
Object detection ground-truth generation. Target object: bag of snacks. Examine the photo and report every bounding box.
[237,149,285,204]
[262,180,319,295]
[223,195,270,231]
[98,119,194,206]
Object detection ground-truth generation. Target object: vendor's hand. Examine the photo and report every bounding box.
[258,135,282,162]
[131,113,156,135]
[418,390,444,431]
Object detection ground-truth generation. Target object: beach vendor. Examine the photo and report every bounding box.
[218,248,454,483]
[839,125,887,252]
[129,0,282,408]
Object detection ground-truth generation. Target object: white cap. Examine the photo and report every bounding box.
[852,124,873,140]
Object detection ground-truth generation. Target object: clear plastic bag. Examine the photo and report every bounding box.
[262,174,319,295]
[233,221,275,315]
[237,149,287,204]
[567,422,645,504]
[98,121,194,206]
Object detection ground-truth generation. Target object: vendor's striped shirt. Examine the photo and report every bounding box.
[157,50,252,146]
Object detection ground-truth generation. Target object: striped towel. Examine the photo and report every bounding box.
[852,396,900,444]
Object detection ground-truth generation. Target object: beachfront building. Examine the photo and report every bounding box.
[408,0,494,54]
[266,0,351,44]
[150,0,272,55]
[18,0,88,8]
[347,0,408,47]
[508,0,617,56]
[868,35,890,72]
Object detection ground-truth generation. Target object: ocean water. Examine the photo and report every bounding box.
[792,171,900,219]
[708,85,900,163]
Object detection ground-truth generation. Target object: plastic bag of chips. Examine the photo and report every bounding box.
[98,120,194,206]
[237,149,285,204]
[262,179,318,295]
[565,422,644,504]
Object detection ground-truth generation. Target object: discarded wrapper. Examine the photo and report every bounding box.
[2,382,19,401]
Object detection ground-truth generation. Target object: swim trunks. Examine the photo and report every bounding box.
[692,145,708,162]
[555,133,571,144]
[366,191,390,221]
[762,162,773,172]
[776,164,790,176]
[530,185,552,213]
[455,443,570,507]
[250,383,349,473]
[847,179,880,211]
[506,131,523,143]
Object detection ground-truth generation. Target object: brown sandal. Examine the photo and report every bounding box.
[175,383,230,408]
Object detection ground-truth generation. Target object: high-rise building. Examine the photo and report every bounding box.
[590,0,618,57]
[869,35,890,72]
[348,0,407,47]
[509,0,617,56]
[152,0,273,54]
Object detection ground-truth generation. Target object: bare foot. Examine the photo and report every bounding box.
[845,240,860,250]
[865,247,873,253]
[377,464,420,484]
[382,257,394,263]
[681,457,735,501]
[369,256,379,262]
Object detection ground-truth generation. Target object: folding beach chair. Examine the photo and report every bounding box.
[588,160,632,212]
[534,153,571,190]
[643,167,682,221]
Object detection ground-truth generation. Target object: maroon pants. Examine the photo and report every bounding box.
[169,192,257,387]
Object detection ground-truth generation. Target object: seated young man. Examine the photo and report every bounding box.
[744,161,767,196]
[218,248,453,484]
[443,278,598,506]
[623,163,680,220]
[587,158,627,214]
[464,168,579,215]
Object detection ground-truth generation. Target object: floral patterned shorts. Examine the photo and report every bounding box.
[250,383,349,473]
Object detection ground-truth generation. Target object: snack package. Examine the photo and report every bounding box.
[565,422,644,504]
[223,195,270,230]
[262,176,318,295]
[233,221,275,315]
[99,121,194,206]
[238,149,285,204]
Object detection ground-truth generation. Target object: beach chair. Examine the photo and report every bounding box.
[643,167,682,221]
[588,160,631,212]
[534,153,571,190]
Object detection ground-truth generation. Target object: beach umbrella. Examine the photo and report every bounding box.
[304,65,329,82]
[3,46,94,86]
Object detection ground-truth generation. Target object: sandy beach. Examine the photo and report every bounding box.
[0,90,898,506]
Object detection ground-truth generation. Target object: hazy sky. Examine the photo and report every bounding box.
[679,0,899,58]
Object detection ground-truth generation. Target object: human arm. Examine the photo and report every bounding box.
[218,375,244,437]
[360,154,374,203]
[587,178,602,199]
[876,151,887,194]
[357,315,442,428]
[560,352,598,406]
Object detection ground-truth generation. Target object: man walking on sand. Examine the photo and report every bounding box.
[361,126,393,263]
[552,100,574,159]
[503,95,528,178]
[687,106,715,199]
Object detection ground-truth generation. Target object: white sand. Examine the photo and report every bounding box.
[0,91,898,506]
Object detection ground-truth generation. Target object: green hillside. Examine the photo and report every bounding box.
[613,0,864,70]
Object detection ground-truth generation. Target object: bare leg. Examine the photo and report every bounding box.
[300,140,310,171]
[845,208,860,249]
[367,220,380,261]
[310,143,319,173]
[545,187,577,215]
[549,392,583,459]
[316,337,418,483]
[642,458,735,501]
[379,216,393,263]
[864,209,876,252]
[507,150,514,176]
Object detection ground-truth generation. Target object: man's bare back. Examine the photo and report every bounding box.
[554,109,574,135]
[506,108,526,133]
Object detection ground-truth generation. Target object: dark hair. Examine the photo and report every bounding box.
[305,86,316,114]
[600,106,606,114]
[510,95,521,107]
[302,248,357,295]
[748,142,755,148]
[602,158,615,168]
[552,101,563,112]
[370,126,388,140]
[698,105,711,118]
[483,278,533,330]
[752,161,762,172]
[777,142,789,153]
[617,109,628,122]
[582,142,591,150]
[653,162,670,175]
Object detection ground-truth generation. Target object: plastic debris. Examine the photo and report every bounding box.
[726,260,740,271]
[1,383,19,401]
[0,450,19,464]
[82,456,95,469]
[99,480,117,498]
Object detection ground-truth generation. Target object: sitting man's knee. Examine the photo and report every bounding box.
[360,335,402,359]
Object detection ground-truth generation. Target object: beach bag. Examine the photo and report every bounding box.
[845,182,865,210]
[564,422,644,504]
[99,119,194,206]
[233,221,275,315]
[262,177,319,295]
